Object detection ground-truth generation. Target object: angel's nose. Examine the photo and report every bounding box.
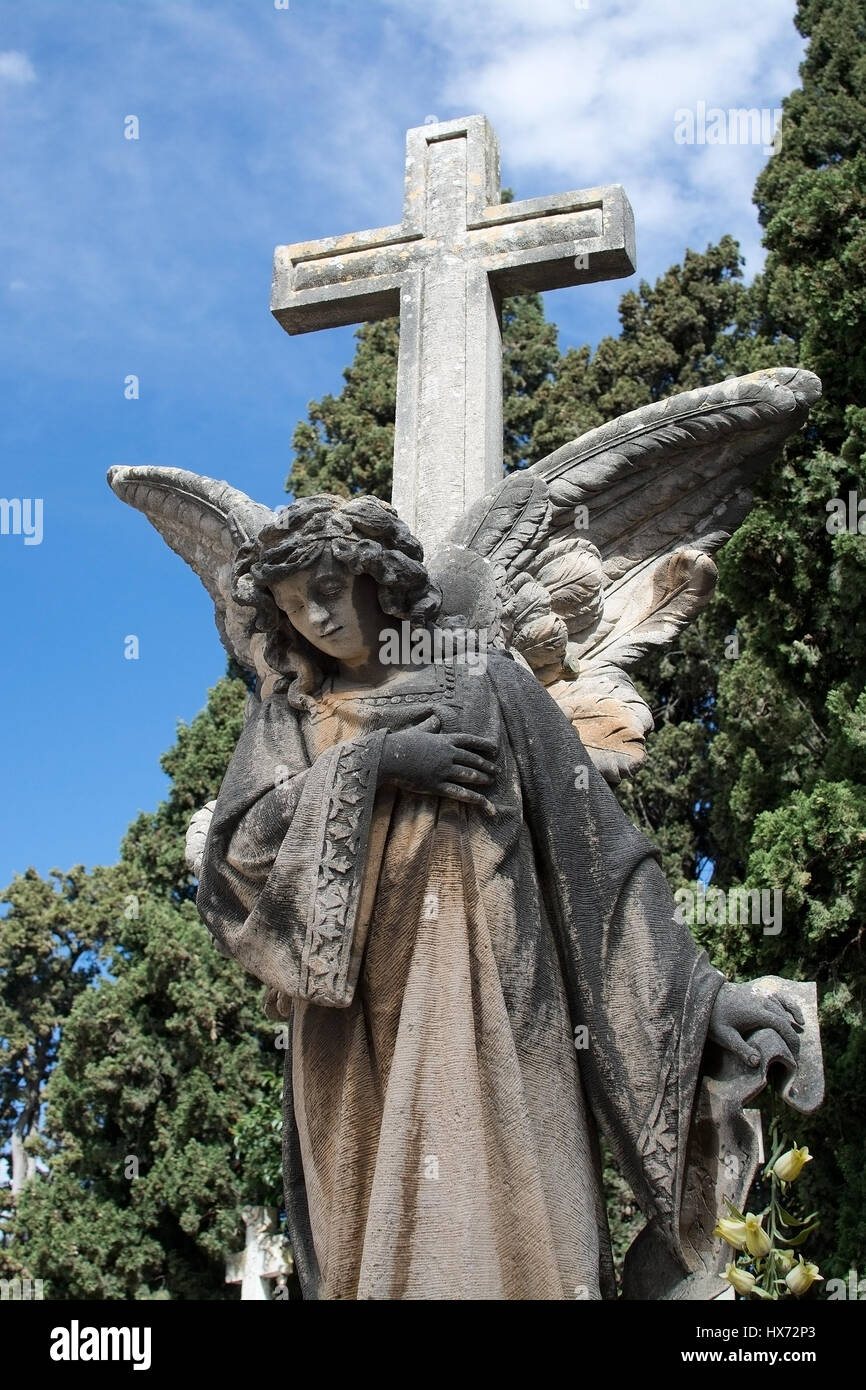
[307,601,330,627]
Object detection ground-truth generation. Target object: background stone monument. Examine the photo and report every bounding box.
[225,1207,291,1301]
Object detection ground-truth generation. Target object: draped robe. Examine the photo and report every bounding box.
[197,651,725,1300]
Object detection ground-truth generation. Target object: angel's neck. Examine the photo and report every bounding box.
[333,655,431,693]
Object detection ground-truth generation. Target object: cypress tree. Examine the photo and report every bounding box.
[695,0,866,1276]
[0,681,281,1299]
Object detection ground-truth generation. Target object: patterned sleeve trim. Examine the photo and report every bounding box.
[299,730,387,1005]
[637,953,726,1248]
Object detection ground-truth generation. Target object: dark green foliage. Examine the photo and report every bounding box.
[290,318,399,500]
[530,235,748,461]
[288,294,561,498]
[3,896,281,1299]
[122,678,248,900]
[0,865,126,1195]
[689,0,866,1277]
[751,0,866,451]
[0,677,279,1299]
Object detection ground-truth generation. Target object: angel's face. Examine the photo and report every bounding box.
[270,552,385,668]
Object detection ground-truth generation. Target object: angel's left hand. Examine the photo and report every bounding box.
[708,982,804,1069]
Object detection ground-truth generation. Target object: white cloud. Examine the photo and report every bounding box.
[0,51,36,85]
[379,0,804,287]
[0,1,806,382]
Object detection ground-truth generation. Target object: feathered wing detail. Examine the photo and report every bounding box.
[107,465,276,680]
[546,671,654,788]
[429,367,822,783]
[547,549,717,784]
[449,470,551,574]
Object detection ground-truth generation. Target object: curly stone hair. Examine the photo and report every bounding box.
[231,494,442,710]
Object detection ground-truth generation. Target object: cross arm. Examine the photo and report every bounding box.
[271,223,421,334]
[472,184,636,296]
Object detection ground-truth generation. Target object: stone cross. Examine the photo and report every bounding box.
[225,1206,292,1301]
[271,114,635,553]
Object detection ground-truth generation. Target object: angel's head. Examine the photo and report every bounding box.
[232,494,441,706]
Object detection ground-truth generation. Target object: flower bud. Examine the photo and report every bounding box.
[713,1217,748,1250]
[721,1263,757,1295]
[773,1146,812,1183]
[785,1257,823,1297]
[745,1213,772,1259]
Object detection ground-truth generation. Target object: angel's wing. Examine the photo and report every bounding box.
[428,367,822,784]
[107,465,276,683]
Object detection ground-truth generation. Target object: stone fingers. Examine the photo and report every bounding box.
[450,734,498,758]
[435,781,497,818]
[755,996,802,1054]
[451,749,496,776]
[715,1025,761,1069]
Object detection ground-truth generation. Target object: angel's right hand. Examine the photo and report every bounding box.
[379,714,498,817]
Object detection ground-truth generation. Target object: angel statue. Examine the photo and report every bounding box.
[109,365,824,1302]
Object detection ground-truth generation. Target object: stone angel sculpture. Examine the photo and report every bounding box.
[109,365,824,1302]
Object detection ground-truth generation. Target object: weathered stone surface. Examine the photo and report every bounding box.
[108,114,825,1302]
[225,1207,291,1301]
[108,472,825,1299]
[271,115,635,553]
[428,367,822,782]
[623,979,823,1300]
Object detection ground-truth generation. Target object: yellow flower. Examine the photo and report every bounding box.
[776,1248,796,1273]
[713,1217,748,1250]
[721,1263,757,1296]
[745,1213,772,1259]
[785,1256,823,1297]
[773,1146,813,1183]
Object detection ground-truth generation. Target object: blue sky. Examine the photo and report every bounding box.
[0,0,806,888]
